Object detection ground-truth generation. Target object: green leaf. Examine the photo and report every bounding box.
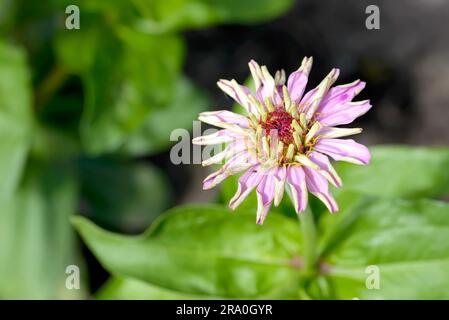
[335,145,449,199]
[0,160,85,299]
[134,0,294,32]
[97,276,208,300]
[317,193,449,299]
[79,158,172,232]
[121,76,209,156]
[0,41,33,199]
[73,205,303,298]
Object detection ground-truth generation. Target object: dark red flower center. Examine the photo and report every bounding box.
[260,107,294,144]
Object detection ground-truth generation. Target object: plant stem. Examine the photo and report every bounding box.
[299,206,317,273]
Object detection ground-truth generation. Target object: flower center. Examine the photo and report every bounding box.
[260,107,294,144]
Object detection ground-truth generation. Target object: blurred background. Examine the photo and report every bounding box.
[0,0,448,298]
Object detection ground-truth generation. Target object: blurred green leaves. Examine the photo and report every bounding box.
[0,41,33,199]
[133,0,295,32]
[56,24,185,154]
[121,76,209,156]
[0,161,83,299]
[73,205,303,299]
[79,158,172,232]
[53,0,294,155]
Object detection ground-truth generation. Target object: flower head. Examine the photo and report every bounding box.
[193,57,372,224]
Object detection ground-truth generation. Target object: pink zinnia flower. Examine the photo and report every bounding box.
[193,57,372,224]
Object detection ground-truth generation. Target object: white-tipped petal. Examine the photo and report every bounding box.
[286,166,308,213]
[274,166,287,206]
[192,129,239,145]
[304,68,340,120]
[198,110,249,129]
[305,121,322,145]
[229,165,263,209]
[318,127,363,139]
[294,154,320,170]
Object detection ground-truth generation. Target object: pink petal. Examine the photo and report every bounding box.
[256,202,272,225]
[287,71,309,103]
[248,60,264,89]
[273,166,287,206]
[256,168,276,224]
[217,80,258,115]
[248,60,282,105]
[308,151,342,187]
[287,57,313,103]
[319,80,366,110]
[203,151,255,190]
[299,69,340,118]
[314,138,371,165]
[199,110,249,128]
[304,167,338,213]
[229,165,263,209]
[286,166,308,213]
[316,80,371,126]
[317,100,372,127]
[256,83,283,105]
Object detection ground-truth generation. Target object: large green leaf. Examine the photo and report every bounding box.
[73,205,303,299]
[121,76,209,156]
[79,158,172,232]
[335,145,449,199]
[0,161,84,299]
[317,192,449,299]
[0,41,33,200]
[97,276,208,300]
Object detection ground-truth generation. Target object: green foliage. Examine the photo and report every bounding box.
[56,0,294,33]
[0,160,84,299]
[56,25,185,155]
[121,76,209,156]
[132,0,295,32]
[318,194,449,299]
[73,205,303,299]
[335,145,449,199]
[79,158,172,232]
[52,0,293,155]
[0,42,33,199]
[97,277,205,300]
